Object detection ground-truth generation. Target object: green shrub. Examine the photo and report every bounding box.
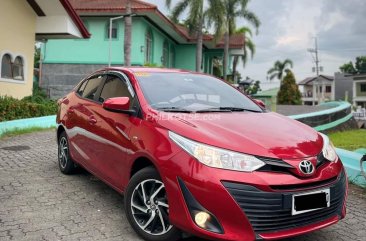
[277,71,302,105]
[0,96,57,122]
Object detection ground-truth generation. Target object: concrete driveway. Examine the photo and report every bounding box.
[0,130,365,241]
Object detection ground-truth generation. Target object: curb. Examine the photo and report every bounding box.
[0,115,56,136]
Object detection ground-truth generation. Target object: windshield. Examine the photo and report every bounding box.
[136,72,262,113]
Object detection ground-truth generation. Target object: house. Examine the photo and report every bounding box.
[0,0,90,99]
[334,72,353,103]
[298,75,335,105]
[40,0,245,99]
[353,74,366,108]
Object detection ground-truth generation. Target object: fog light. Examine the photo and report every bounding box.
[195,212,210,228]
[178,178,223,233]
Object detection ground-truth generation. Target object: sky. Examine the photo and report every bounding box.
[151,0,366,82]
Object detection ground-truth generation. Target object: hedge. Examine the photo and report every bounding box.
[0,96,57,122]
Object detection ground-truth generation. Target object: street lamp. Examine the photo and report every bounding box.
[108,14,136,67]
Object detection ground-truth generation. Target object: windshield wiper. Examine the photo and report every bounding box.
[196,107,262,113]
[156,107,192,113]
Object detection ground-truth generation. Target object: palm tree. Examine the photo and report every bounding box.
[232,27,255,82]
[267,59,294,81]
[166,0,204,72]
[124,0,132,66]
[207,0,260,80]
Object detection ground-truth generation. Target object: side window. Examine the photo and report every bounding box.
[81,76,104,100]
[99,76,132,104]
[76,80,88,96]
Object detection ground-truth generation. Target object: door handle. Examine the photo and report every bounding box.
[89,117,97,125]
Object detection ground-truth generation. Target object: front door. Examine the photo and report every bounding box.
[88,72,138,189]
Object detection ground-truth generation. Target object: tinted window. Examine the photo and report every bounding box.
[81,76,103,100]
[99,76,133,108]
[99,76,132,104]
[76,80,88,96]
[137,73,262,112]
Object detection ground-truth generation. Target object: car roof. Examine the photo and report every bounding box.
[104,67,192,74]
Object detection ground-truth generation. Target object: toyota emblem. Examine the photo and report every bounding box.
[299,160,314,175]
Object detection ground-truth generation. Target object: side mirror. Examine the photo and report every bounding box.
[103,97,135,114]
[253,99,266,109]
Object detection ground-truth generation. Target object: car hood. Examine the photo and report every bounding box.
[156,112,323,159]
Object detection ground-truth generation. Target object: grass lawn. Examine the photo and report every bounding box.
[0,127,55,139]
[329,129,366,151]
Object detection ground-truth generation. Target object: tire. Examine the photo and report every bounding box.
[125,167,181,241]
[58,131,76,174]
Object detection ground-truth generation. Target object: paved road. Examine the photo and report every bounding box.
[0,130,365,241]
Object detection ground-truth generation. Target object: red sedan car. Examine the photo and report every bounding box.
[57,67,347,241]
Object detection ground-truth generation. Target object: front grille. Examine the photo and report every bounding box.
[256,156,294,175]
[270,176,338,191]
[222,171,346,234]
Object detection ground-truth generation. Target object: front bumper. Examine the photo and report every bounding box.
[161,151,347,241]
[223,170,347,239]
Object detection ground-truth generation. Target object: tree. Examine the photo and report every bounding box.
[246,80,261,95]
[124,0,132,66]
[355,56,366,73]
[207,0,260,80]
[339,61,356,74]
[339,56,366,74]
[34,45,41,69]
[267,59,293,81]
[277,71,302,105]
[166,0,204,72]
[232,27,255,82]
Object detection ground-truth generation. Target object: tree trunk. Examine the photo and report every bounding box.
[196,29,203,72]
[124,0,132,66]
[232,56,238,83]
[223,31,229,80]
[195,9,204,72]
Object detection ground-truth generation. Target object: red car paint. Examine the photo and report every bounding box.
[57,67,347,241]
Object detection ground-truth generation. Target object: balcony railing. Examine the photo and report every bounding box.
[302,92,313,98]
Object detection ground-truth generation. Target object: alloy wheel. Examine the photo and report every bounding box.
[131,179,173,235]
[59,136,69,169]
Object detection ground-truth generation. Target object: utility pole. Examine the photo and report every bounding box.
[307,37,323,105]
[109,15,125,67]
[108,13,135,67]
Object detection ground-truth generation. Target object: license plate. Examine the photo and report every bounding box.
[292,189,330,215]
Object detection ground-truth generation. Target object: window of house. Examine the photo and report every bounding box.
[361,83,366,92]
[106,22,118,39]
[81,76,104,100]
[326,86,332,93]
[12,57,24,80]
[162,40,169,67]
[145,30,153,63]
[1,54,12,79]
[99,76,133,106]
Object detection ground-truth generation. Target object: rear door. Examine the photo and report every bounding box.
[87,72,139,189]
[68,74,105,171]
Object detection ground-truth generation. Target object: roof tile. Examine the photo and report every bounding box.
[69,0,157,11]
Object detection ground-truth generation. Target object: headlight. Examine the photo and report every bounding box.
[169,131,265,172]
[320,133,337,162]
